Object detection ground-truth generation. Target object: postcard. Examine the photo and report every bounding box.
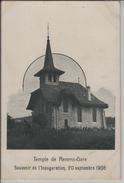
[1,0,120,180]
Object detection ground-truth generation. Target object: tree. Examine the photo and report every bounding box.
[7,113,15,129]
[33,113,48,128]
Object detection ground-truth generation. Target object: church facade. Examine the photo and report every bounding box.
[27,35,108,129]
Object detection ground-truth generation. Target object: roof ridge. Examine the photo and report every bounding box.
[59,81,84,85]
[27,81,108,110]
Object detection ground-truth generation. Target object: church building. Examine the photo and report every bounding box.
[27,33,108,129]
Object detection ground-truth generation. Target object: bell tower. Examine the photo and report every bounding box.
[34,27,65,87]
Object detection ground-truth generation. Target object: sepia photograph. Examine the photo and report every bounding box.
[1,0,120,180]
[6,3,116,150]
[7,27,115,150]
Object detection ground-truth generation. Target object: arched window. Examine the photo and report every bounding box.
[77,107,82,122]
[53,75,56,82]
[92,108,97,122]
[48,74,52,82]
[63,100,68,112]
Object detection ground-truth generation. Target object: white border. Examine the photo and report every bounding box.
[1,1,123,183]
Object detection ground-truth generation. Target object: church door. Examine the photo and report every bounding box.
[64,119,68,128]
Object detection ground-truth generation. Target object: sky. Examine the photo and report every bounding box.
[2,1,120,99]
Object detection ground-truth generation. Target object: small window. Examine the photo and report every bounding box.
[63,100,68,112]
[48,74,52,82]
[92,108,97,122]
[77,107,82,122]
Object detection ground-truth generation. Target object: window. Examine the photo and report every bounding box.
[92,108,97,122]
[48,74,52,82]
[77,107,82,122]
[63,100,68,112]
[53,75,56,82]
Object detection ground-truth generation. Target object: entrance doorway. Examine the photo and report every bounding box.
[64,119,68,128]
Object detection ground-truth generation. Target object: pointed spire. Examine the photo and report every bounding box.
[44,28,54,69]
[47,23,49,40]
[34,26,65,77]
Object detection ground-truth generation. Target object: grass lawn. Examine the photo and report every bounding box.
[7,124,115,149]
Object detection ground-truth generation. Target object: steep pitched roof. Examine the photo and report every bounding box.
[34,38,64,77]
[27,81,108,110]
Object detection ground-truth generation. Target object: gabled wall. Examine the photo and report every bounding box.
[52,100,106,129]
[31,95,106,129]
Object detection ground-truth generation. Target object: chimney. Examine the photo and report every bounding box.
[87,86,91,101]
